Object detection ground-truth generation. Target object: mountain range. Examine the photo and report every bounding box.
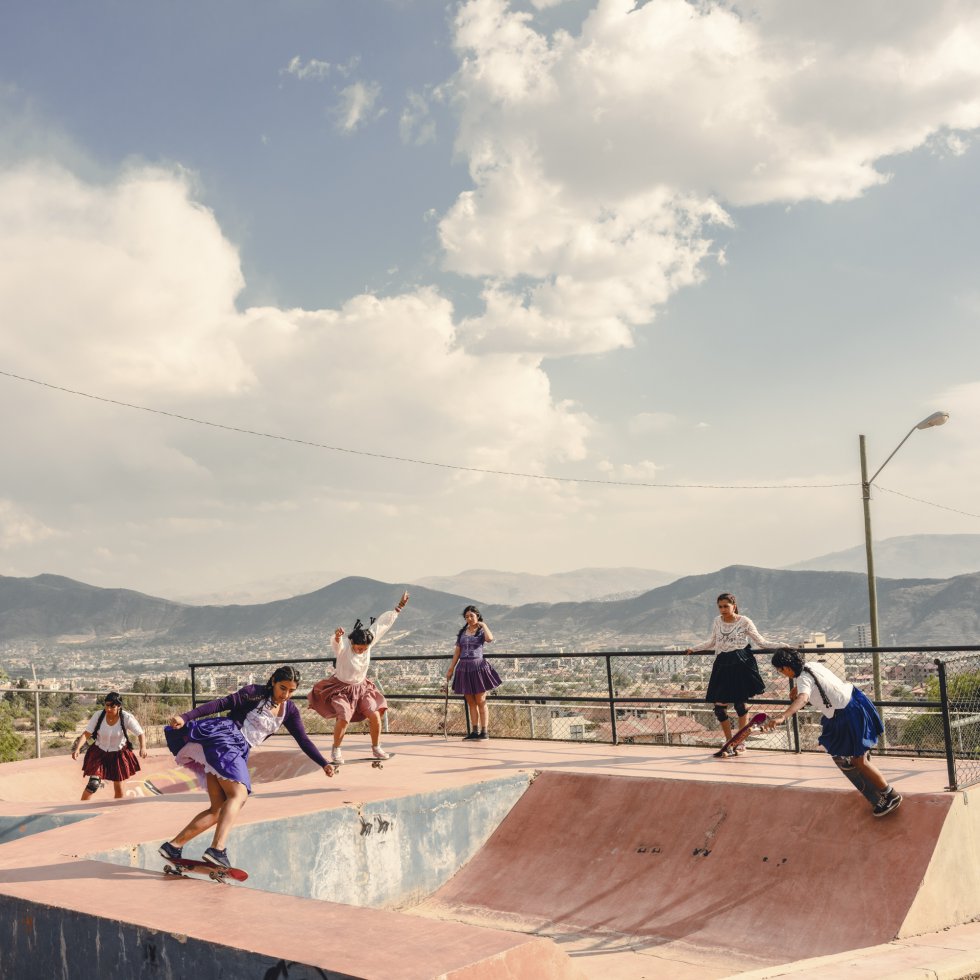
[162,534,980,607]
[3,563,980,648]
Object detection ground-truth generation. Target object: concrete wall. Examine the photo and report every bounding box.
[0,893,358,980]
[0,812,95,845]
[92,773,532,909]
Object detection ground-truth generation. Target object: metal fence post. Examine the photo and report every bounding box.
[606,655,618,745]
[190,665,198,708]
[935,658,958,792]
[34,688,42,759]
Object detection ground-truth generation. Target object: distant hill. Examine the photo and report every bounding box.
[414,567,677,604]
[2,566,980,647]
[789,534,980,579]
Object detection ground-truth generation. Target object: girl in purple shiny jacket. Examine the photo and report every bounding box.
[158,665,333,869]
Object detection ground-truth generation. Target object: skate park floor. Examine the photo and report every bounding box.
[1,734,979,979]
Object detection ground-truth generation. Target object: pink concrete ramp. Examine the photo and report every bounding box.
[419,771,955,963]
[0,748,319,802]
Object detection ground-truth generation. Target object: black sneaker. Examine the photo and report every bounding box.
[203,846,231,868]
[158,841,183,862]
[462,730,480,740]
[872,791,903,818]
[476,730,489,740]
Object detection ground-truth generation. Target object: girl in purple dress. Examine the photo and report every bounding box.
[158,665,333,870]
[446,605,501,740]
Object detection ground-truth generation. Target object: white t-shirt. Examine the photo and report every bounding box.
[794,662,854,719]
[84,710,144,751]
[690,615,782,654]
[331,608,400,684]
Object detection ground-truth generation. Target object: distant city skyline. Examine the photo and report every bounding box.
[2,1,980,600]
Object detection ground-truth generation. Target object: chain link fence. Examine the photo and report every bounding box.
[935,652,980,790]
[184,645,970,766]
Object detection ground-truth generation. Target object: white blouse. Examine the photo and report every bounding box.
[331,608,400,684]
[84,710,144,752]
[240,699,286,747]
[690,615,782,654]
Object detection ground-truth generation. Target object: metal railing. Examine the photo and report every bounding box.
[6,646,977,789]
[183,645,978,787]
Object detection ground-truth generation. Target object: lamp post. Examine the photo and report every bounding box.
[860,410,949,700]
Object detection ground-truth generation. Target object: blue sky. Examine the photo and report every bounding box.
[1,0,979,600]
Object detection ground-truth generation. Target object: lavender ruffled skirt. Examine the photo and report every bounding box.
[452,657,502,695]
[165,716,253,793]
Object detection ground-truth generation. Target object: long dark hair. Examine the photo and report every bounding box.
[457,605,483,642]
[266,665,301,690]
[770,649,831,708]
[717,592,739,614]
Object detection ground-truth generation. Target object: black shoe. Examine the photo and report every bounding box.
[158,841,183,862]
[872,791,903,817]
[203,846,231,868]
[462,730,480,740]
[476,730,489,740]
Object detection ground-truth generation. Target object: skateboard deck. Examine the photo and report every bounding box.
[833,755,882,805]
[163,857,248,883]
[714,713,767,757]
[332,753,394,770]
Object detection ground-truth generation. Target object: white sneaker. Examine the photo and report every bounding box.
[371,745,390,761]
[331,746,344,765]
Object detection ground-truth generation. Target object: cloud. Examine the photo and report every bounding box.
[628,413,679,435]
[282,56,333,81]
[400,91,437,145]
[436,0,980,358]
[0,500,58,548]
[333,81,386,132]
[0,162,597,592]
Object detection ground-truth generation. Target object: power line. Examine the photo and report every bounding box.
[877,484,980,521]
[0,367,859,490]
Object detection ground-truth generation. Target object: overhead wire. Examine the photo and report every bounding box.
[3,369,966,504]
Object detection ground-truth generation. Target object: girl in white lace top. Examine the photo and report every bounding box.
[686,592,787,755]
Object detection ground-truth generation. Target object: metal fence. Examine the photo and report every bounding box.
[7,646,977,789]
[0,687,192,759]
[184,645,978,786]
[935,652,980,791]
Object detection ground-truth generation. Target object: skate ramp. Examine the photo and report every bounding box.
[0,747,323,802]
[419,771,967,963]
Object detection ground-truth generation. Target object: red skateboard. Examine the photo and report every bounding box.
[714,713,767,758]
[162,857,248,884]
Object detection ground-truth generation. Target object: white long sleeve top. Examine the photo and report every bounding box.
[689,615,782,654]
[331,608,400,684]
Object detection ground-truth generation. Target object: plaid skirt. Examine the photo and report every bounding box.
[82,743,141,782]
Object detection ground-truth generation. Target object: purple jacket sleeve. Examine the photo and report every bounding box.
[180,685,259,723]
[283,701,329,768]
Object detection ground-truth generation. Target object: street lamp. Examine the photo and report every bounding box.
[860,410,949,700]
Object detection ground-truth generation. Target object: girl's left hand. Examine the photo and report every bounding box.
[168,715,185,729]
[139,749,148,759]
[323,764,335,778]
[397,590,409,610]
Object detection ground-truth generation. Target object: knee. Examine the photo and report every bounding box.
[713,705,730,724]
[832,755,853,771]
[734,702,748,718]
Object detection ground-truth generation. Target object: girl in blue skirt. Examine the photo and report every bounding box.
[446,605,501,740]
[158,665,334,869]
[765,649,902,817]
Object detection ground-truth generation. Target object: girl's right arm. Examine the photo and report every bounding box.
[686,620,718,655]
[446,644,461,682]
[168,685,255,728]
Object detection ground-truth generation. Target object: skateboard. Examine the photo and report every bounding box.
[332,753,394,771]
[714,713,767,758]
[162,857,248,884]
[832,755,882,805]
